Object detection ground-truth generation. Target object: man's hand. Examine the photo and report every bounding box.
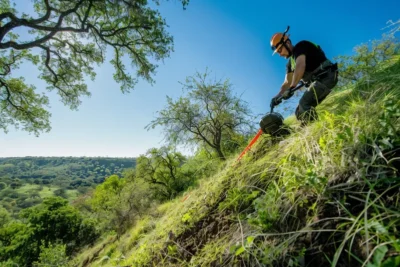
[282,86,295,100]
[270,95,282,109]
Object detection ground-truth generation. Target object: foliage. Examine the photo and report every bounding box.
[0,196,98,266]
[0,0,188,135]
[181,146,222,181]
[91,175,126,211]
[0,205,11,227]
[135,146,195,200]
[32,242,68,267]
[0,221,32,265]
[334,34,400,87]
[146,69,255,160]
[90,175,152,237]
[0,156,136,216]
[376,95,400,150]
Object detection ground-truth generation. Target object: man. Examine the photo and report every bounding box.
[270,27,339,125]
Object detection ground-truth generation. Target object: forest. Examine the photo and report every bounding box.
[0,157,135,216]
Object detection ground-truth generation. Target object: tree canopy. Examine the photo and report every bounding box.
[135,146,195,200]
[146,70,255,160]
[0,0,188,135]
[0,197,97,266]
[334,35,400,86]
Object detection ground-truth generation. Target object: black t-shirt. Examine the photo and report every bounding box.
[286,40,327,74]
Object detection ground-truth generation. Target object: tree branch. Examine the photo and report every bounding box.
[0,0,86,48]
[36,44,73,99]
[0,78,36,123]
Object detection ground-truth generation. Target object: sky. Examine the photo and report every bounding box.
[1,0,399,158]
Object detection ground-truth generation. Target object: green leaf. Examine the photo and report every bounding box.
[246,236,255,245]
[369,221,388,234]
[248,190,260,200]
[167,245,177,255]
[181,212,192,223]
[371,245,388,266]
[229,245,239,254]
[382,256,400,267]
[235,246,246,256]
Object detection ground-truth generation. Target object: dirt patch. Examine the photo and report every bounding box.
[158,191,231,263]
[82,236,117,267]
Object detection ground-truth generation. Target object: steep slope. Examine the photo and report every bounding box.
[71,57,400,267]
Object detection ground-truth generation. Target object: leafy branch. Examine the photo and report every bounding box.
[0,0,188,135]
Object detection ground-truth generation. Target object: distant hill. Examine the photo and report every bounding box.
[0,157,136,215]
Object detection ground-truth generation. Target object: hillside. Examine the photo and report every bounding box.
[69,57,400,265]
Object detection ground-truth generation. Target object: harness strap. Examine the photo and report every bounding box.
[310,60,338,80]
[300,60,338,87]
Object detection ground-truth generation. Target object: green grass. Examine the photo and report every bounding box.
[69,56,400,267]
[14,183,42,194]
[37,186,59,198]
[14,184,79,200]
[65,189,80,200]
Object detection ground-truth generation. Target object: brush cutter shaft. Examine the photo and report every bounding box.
[270,81,304,113]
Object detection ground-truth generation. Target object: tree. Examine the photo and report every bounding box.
[91,174,125,212]
[135,146,195,200]
[334,34,400,87]
[33,242,68,267]
[53,188,68,199]
[90,174,151,237]
[146,70,254,160]
[382,19,400,36]
[12,197,99,265]
[0,0,189,135]
[9,180,21,189]
[0,182,6,190]
[0,221,32,265]
[0,205,11,227]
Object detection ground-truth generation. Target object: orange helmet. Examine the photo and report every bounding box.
[270,26,290,55]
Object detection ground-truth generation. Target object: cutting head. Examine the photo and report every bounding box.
[259,112,284,136]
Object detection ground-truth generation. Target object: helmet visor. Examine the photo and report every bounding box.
[271,40,284,51]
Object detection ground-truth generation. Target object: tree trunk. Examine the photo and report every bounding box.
[215,146,226,161]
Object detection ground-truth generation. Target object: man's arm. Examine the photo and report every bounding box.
[277,72,293,96]
[290,55,306,87]
[270,72,293,108]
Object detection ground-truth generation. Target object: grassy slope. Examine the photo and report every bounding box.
[71,56,400,267]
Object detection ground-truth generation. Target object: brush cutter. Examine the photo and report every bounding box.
[259,81,304,136]
[235,82,304,163]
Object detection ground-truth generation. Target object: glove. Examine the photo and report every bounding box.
[270,95,282,109]
[282,86,295,100]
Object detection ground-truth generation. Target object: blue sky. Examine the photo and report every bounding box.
[0,0,399,157]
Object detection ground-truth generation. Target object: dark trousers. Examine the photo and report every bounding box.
[295,69,339,124]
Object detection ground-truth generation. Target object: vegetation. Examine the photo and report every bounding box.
[89,173,153,238]
[135,147,197,201]
[62,35,399,266]
[0,156,135,216]
[147,70,255,160]
[0,197,98,266]
[0,0,188,135]
[0,8,399,267]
